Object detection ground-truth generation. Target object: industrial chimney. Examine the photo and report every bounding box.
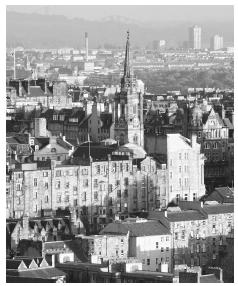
[85,32,88,61]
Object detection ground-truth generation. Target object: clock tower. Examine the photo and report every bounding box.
[112,31,144,147]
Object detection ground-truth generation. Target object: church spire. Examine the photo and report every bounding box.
[121,31,134,91]
[123,30,130,78]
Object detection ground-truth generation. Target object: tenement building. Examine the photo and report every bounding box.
[144,133,206,203]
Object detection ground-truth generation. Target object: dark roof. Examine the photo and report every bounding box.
[205,187,234,203]
[100,113,113,129]
[6,259,25,270]
[72,142,117,161]
[223,118,233,129]
[7,267,66,279]
[166,210,207,222]
[78,115,91,129]
[100,220,170,237]
[203,203,234,215]
[44,240,88,263]
[200,274,221,283]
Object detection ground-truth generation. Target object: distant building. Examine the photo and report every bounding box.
[210,35,223,51]
[189,25,202,50]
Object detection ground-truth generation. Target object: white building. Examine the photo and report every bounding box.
[100,218,172,273]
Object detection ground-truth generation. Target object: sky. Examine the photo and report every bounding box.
[7,5,234,23]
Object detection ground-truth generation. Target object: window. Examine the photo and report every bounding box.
[56,170,61,177]
[45,195,48,203]
[65,182,70,188]
[156,242,159,249]
[170,186,172,192]
[202,244,206,253]
[212,224,216,234]
[170,172,172,179]
[55,181,60,189]
[179,153,182,160]
[198,131,201,138]
[179,178,182,187]
[82,192,87,201]
[175,232,178,240]
[170,159,172,166]
[156,258,158,264]
[180,230,185,240]
[166,247,169,252]
[166,236,169,241]
[57,156,61,161]
[184,194,188,201]
[161,247,164,253]
[34,178,37,187]
[147,259,150,265]
[73,199,78,206]
[176,194,180,203]
[93,179,98,188]
[193,193,197,201]
[179,166,181,173]
[124,177,129,186]
[166,257,170,263]
[57,196,61,203]
[121,250,124,256]
[65,195,69,203]
[83,179,89,187]
[43,172,48,177]
[51,148,56,153]
[94,192,98,200]
[161,237,164,242]
[96,165,100,174]
[142,259,145,264]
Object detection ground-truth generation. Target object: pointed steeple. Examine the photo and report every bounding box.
[121,31,135,91]
[123,30,131,78]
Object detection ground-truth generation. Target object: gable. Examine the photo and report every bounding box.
[36,143,69,155]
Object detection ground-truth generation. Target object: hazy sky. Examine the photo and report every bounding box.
[7,5,233,23]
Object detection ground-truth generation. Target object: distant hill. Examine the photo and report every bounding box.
[6,11,234,49]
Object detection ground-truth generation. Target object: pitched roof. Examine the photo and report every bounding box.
[72,142,117,161]
[166,210,207,222]
[205,187,234,203]
[100,220,170,237]
[8,267,66,279]
[223,118,233,129]
[200,274,221,283]
[203,203,234,215]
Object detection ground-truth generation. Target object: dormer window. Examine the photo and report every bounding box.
[51,148,56,152]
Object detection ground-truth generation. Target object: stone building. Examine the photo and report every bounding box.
[187,104,231,188]
[144,133,206,203]
[100,218,172,273]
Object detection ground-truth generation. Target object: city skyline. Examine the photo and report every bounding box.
[5,4,235,283]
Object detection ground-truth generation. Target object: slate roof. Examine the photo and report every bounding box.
[6,259,25,270]
[203,203,234,215]
[200,274,221,283]
[166,210,207,222]
[205,187,234,203]
[44,240,88,263]
[7,267,66,279]
[78,114,91,129]
[100,113,112,129]
[34,137,72,151]
[72,142,117,161]
[99,220,170,237]
[223,118,233,129]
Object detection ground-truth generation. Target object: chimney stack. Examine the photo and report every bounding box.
[85,32,88,61]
